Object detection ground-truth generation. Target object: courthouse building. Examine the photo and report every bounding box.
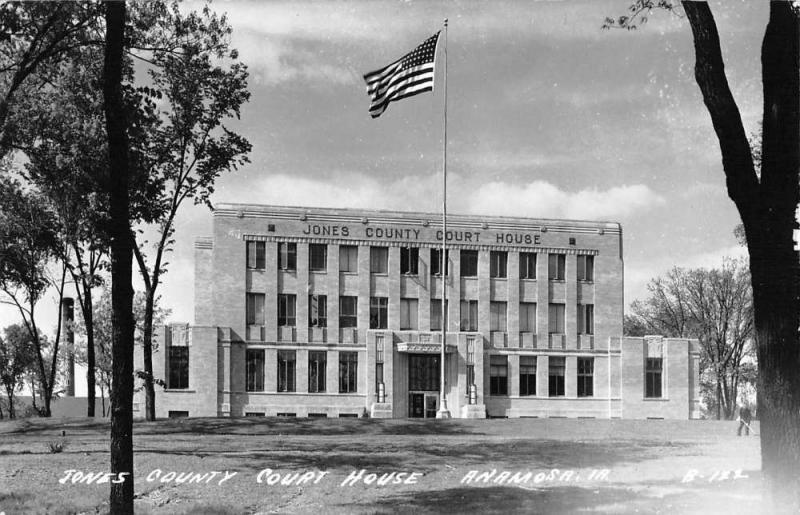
[135,204,701,420]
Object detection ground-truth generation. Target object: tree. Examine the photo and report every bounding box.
[626,259,754,420]
[131,3,250,421]
[0,324,38,418]
[102,1,135,511]
[0,176,67,417]
[605,2,800,510]
[74,289,171,416]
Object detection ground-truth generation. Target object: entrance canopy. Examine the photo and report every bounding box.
[396,342,457,354]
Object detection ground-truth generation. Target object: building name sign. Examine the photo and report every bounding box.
[301,223,542,246]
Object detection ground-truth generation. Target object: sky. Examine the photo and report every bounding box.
[2,0,766,392]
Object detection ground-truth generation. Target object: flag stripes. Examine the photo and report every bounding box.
[363,32,440,118]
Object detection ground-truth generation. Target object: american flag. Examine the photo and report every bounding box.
[363,32,440,118]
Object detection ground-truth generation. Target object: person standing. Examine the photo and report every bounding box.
[737,406,753,436]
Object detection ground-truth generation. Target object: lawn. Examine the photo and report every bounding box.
[0,417,762,514]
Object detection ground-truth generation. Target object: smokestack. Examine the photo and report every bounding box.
[61,297,75,397]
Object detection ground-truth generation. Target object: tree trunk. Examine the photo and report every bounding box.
[143,289,156,421]
[715,377,721,420]
[682,2,800,510]
[85,287,96,417]
[103,2,135,513]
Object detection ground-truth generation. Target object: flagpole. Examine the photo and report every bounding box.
[437,18,451,419]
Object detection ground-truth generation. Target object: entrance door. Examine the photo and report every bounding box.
[409,393,425,417]
[409,392,438,418]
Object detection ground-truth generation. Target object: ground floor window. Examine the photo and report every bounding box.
[339,352,358,393]
[168,411,189,418]
[277,350,296,392]
[520,355,537,396]
[490,355,508,395]
[246,349,265,392]
[308,351,326,393]
[549,357,565,397]
[168,346,189,389]
[646,358,663,398]
[577,357,594,397]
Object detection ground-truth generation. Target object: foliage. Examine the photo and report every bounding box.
[627,258,754,419]
[46,438,66,454]
[0,323,38,418]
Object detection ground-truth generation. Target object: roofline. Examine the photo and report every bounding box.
[212,202,622,232]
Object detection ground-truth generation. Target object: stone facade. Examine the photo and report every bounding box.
[134,204,700,419]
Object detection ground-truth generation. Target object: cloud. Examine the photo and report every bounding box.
[227,172,664,222]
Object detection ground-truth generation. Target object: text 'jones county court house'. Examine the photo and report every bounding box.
[134,204,701,419]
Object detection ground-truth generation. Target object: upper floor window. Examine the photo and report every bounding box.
[278,294,296,327]
[309,244,327,272]
[460,300,478,331]
[461,250,478,277]
[430,248,449,275]
[520,302,536,333]
[400,298,419,330]
[309,295,327,327]
[490,301,507,332]
[278,242,297,271]
[370,297,388,329]
[548,303,565,334]
[430,299,448,331]
[548,254,565,280]
[578,304,594,335]
[168,346,189,389]
[246,241,265,269]
[246,293,265,325]
[400,247,419,275]
[370,247,388,274]
[340,245,358,273]
[577,255,594,282]
[339,296,358,328]
[490,251,507,278]
[520,252,536,279]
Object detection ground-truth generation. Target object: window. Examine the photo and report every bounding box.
[400,247,419,275]
[339,352,358,393]
[309,244,327,272]
[370,247,388,274]
[430,299,448,331]
[460,250,478,277]
[339,296,358,328]
[278,294,296,326]
[246,293,266,326]
[246,349,265,392]
[168,346,189,389]
[460,300,478,331]
[277,350,296,392]
[548,356,565,397]
[577,255,594,282]
[490,251,507,278]
[466,338,476,388]
[645,358,663,398]
[578,357,594,397]
[370,297,388,329]
[309,295,327,327]
[430,248,449,275]
[520,355,537,396]
[400,298,419,330]
[520,302,536,333]
[490,301,507,332]
[168,411,189,418]
[548,303,565,334]
[520,252,537,279]
[578,304,594,335]
[340,245,358,273]
[489,355,508,395]
[376,335,384,391]
[278,242,297,271]
[246,241,265,269]
[308,351,326,393]
[548,254,565,280]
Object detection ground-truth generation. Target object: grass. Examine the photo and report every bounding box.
[0,417,762,514]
